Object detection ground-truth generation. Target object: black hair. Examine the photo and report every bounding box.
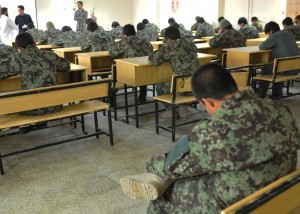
[77,1,83,5]
[170,22,179,29]
[0,7,7,15]
[164,27,181,40]
[87,22,98,32]
[27,23,35,29]
[85,18,93,25]
[251,16,258,22]
[264,21,280,34]
[137,22,145,31]
[142,19,149,25]
[238,17,248,25]
[16,33,34,48]
[198,17,205,23]
[191,63,238,101]
[111,21,120,28]
[295,15,300,21]
[195,16,201,22]
[123,24,136,36]
[218,16,225,23]
[282,17,293,26]
[62,26,72,32]
[18,5,24,11]
[168,18,176,24]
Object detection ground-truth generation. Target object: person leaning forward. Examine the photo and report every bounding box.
[120,63,300,213]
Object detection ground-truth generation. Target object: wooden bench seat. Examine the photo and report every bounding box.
[153,94,196,104]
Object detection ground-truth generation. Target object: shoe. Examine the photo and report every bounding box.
[178,105,188,121]
[120,173,170,200]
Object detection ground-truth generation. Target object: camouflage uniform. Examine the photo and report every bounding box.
[145,23,159,42]
[146,89,300,213]
[191,22,201,31]
[109,26,124,40]
[178,25,194,43]
[27,28,46,42]
[51,31,85,47]
[209,28,246,48]
[136,29,153,43]
[74,9,88,31]
[252,20,264,32]
[0,46,70,116]
[81,29,112,52]
[148,39,199,95]
[0,43,17,62]
[195,22,214,38]
[38,28,62,44]
[239,25,260,39]
[284,25,300,41]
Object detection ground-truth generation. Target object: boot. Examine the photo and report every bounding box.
[138,86,147,103]
[120,173,172,200]
[178,105,188,121]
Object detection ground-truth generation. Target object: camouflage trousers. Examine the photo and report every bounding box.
[20,105,63,116]
[156,82,171,96]
[145,154,221,214]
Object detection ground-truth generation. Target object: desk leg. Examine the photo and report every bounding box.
[124,84,129,124]
[134,87,139,128]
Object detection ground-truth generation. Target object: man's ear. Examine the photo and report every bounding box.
[201,98,215,108]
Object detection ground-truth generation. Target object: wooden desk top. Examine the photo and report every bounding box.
[37,45,62,49]
[70,63,87,71]
[247,38,267,42]
[76,51,110,58]
[297,41,300,46]
[196,43,214,49]
[223,46,272,53]
[193,38,206,43]
[52,47,82,52]
[114,53,217,67]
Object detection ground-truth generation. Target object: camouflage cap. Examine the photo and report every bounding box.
[220,19,231,29]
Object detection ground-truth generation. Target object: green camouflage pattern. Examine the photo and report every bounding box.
[136,29,154,43]
[0,46,70,116]
[146,89,300,213]
[144,23,159,42]
[38,28,62,44]
[81,29,113,52]
[284,25,300,41]
[74,9,88,31]
[51,31,85,47]
[109,35,153,58]
[0,43,17,62]
[195,22,214,38]
[148,39,199,95]
[27,28,46,42]
[252,20,264,33]
[178,25,194,42]
[109,26,123,40]
[191,22,201,31]
[239,25,260,39]
[209,28,246,48]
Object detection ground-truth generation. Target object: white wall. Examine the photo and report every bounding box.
[132,0,158,28]
[36,0,133,31]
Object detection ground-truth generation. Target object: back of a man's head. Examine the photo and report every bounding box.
[191,63,238,101]
[295,15,300,21]
[142,19,149,25]
[0,7,8,15]
[85,18,94,25]
[165,27,181,40]
[218,16,225,23]
[264,21,280,34]
[251,16,258,22]
[111,21,120,28]
[16,33,34,48]
[195,16,201,23]
[27,23,35,29]
[123,24,136,36]
[62,26,73,32]
[198,17,205,23]
[168,18,176,25]
[238,17,248,25]
[87,22,98,32]
[282,17,293,26]
[46,21,55,30]
[137,22,145,31]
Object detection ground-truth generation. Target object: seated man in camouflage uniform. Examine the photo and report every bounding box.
[282,17,300,41]
[0,33,70,132]
[294,15,300,28]
[109,24,153,103]
[120,63,300,214]
[148,27,199,120]
[109,21,123,40]
[26,23,46,42]
[81,22,112,52]
[38,21,62,44]
[51,26,84,47]
[142,19,159,42]
[214,16,225,33]
[238,17,260,39]
[161,18,193,42]
[194,17,214,38]
[0,41,17,61]
[136,22,153,43]
[209,19,246,48]
[191,16,201,31]
[251,16,264,32]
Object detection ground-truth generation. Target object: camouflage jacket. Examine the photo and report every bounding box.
[191,22,201,31]
[146,89,299,213]
[74,9,88,31]
[0,46,70,115]
[51,31,85,47]
[178,25,194,42]
[109,35,153,58]
[81,29,112,52]
[195,22,214,38]
[0,43,17,62]
[252,20,264,32]
[27,28,46,42]
[239,25,260,39]
[109,26,123,40]
[39,28,62,44]
[209,28,246,48]
[144,23,159,42]
[284,25,300,41]
[136,29,153,43]
[148,38,199,75]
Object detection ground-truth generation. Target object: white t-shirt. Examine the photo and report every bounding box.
[0,15,18,46]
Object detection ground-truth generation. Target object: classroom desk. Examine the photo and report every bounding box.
[37,45,63,51]
[0,63,87,93]
[297,41,300,46]
[76,51,115,80]
[115,53,216,127]
[196,43,222,58]
[246,38,267,46]
[223,46,272,67]
[202,36,214,42]
[193,38,206,43]
[151,39,206,49]
[52,47,86,63]
[259,33,269,38]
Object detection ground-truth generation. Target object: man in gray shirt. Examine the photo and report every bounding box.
[74,1,88,31]
[258,21,300,98]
